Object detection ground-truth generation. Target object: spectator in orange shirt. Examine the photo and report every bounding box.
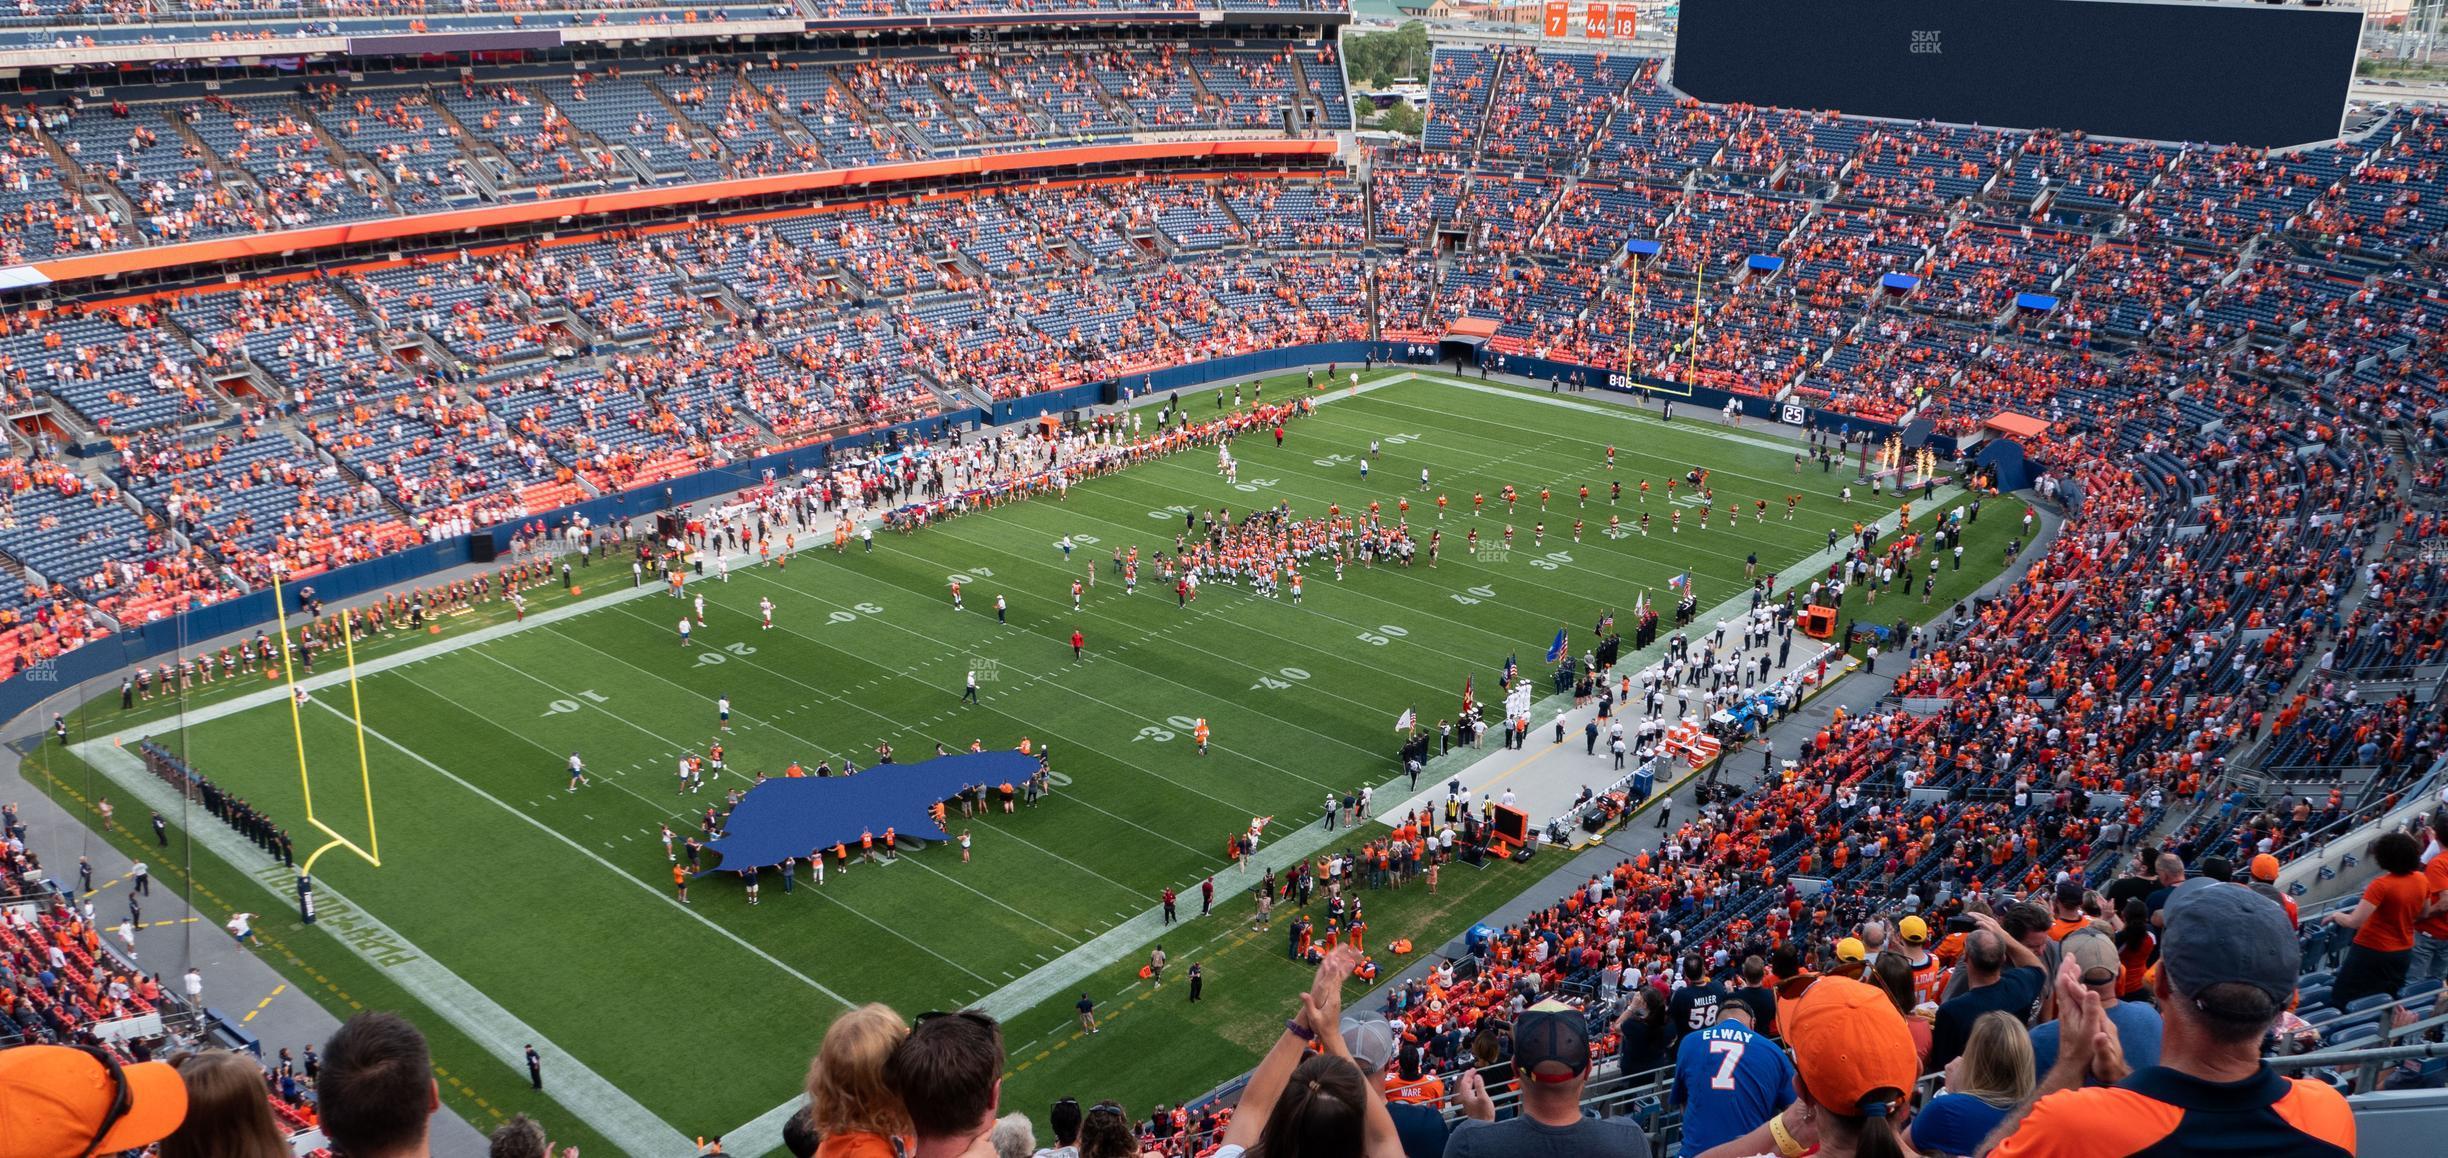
[2326,831,2429,1007]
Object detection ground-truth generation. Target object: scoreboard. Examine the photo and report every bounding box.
[1672,0,2363,149]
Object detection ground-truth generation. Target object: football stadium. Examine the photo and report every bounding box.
[0,1,2441,1156]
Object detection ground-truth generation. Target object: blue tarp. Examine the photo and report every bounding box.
[2015,292,2061,312]
[1881,273,1922,292]
[1625,239,1662,257]
[1746,254,1785,273]
[699,750,1035,872]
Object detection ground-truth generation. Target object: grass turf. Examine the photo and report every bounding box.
[48,371,2024,1148]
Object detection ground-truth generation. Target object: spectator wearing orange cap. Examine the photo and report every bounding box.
[0,1044,189,1157]
[1690,975,1924,1158]
[2244,854,2297,929]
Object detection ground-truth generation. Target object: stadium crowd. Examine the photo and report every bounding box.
[0,29,2442,1158]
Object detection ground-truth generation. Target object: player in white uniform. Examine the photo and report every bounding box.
[759,598,774,630]
[693,593,706,626]
[717,695,732,731]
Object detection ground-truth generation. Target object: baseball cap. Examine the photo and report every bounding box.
[1897,916,1929,945]
[2062,928,2121,987]
[1783,976,1918,1120]
[1833,937,1867,964]
[1339,1016,1398,1075]
[1512,999,1591,1083]
[2250,853,2282,882]
[0,1045,188,1157]
[2160,879,2299,1006]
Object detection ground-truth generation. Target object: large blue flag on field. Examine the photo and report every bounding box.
[1544,628,1569,663]
[698,750,1036,873]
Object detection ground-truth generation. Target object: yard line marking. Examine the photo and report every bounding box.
[304,700,857,1011]
[966,822,1139,897]
[877,522,1453,727]
[896,852,1076,940]
[753,554,1372,784]
[616,584,1274,822]
[71,736,694,1158]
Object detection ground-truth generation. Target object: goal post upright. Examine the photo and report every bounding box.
[265,564,382,881]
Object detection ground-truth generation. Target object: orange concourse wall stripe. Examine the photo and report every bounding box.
[25,139,1340,288]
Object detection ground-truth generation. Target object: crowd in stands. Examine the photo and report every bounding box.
[0,36,2438,1141]
[5,844,2377,1158]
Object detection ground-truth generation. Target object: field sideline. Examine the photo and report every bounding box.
[50,371,2019,1152]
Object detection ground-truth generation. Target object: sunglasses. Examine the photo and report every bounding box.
[913,1009,999,1030]
[1088,1102,1126,1118]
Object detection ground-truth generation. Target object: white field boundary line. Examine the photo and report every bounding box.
[84,371,1419,751]
[712,374,1909,1147]
[1373,480,1969,826]
[77,369,1830,1157]
[71,735,696,1158]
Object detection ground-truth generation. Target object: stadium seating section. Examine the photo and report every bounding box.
[9,19,2448,1145]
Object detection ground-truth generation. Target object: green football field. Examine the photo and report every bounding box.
[51,371,2018,1149]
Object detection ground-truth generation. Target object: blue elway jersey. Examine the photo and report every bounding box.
[1670,1020,1795,1158]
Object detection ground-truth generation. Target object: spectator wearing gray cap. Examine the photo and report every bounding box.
[1341,1016,1448,1158]
[1446,998,1652,1158]
[1982,880,2356,1158]
[2026,928,2161,1082]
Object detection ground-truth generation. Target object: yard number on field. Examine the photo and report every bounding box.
[541,689,610,717]
[826,602,886,625]
[1133,714,1204,743]
[1452,585,1498,606]
[697,641,760,666]
[1357,624,1409,646]
[1250,666,1311,691]
[1527,552,1574,571]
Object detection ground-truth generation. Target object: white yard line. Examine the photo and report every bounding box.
[71,735,697,1158]
[86,370,1921,1158]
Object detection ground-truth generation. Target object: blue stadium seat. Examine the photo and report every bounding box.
[2326,1022,2381,1047]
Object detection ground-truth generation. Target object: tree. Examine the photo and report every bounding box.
[1345,20,1433,91]
[1381,99,1424,138]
